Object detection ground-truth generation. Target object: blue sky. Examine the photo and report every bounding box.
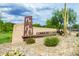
[0,3,79,25]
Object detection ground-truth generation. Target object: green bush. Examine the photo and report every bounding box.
[72,24,79,29]
[26,38,35,44]
[76,32,79,37]
[33,23,41,27]
[44,37,59,47]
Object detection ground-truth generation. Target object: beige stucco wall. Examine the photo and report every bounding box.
[12,24,57,43]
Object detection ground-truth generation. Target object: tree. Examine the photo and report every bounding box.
[46,7,77,30]
[2,22,14,32]
[0,19,14,32]
[0,19,3,32]
[46,10,63,29]
[0,11,14,32]
[46,19,53,28]
[72,24,79,29]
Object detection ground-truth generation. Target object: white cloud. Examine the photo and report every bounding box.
[0,3,79,25]
[0,8,12,12]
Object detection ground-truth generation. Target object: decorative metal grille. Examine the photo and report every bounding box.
[23,16,33,37]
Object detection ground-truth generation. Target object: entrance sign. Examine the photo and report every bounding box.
[22,16,57,39]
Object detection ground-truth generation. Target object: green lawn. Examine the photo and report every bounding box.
[0,32,12,44]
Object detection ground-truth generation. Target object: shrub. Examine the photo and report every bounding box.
[26,38,35,44]
[2,49,24,56]
[44,37,59,47]
[33,23,41,27]
[76,32,79,37]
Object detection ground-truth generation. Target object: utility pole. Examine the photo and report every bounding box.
[63,3,68,35]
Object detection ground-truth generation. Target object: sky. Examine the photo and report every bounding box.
[0,3,79,25]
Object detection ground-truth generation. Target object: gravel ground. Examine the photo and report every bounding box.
[0,35,79,56]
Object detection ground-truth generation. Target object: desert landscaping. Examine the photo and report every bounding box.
[0,24,79,56]
[0,3,79,56]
